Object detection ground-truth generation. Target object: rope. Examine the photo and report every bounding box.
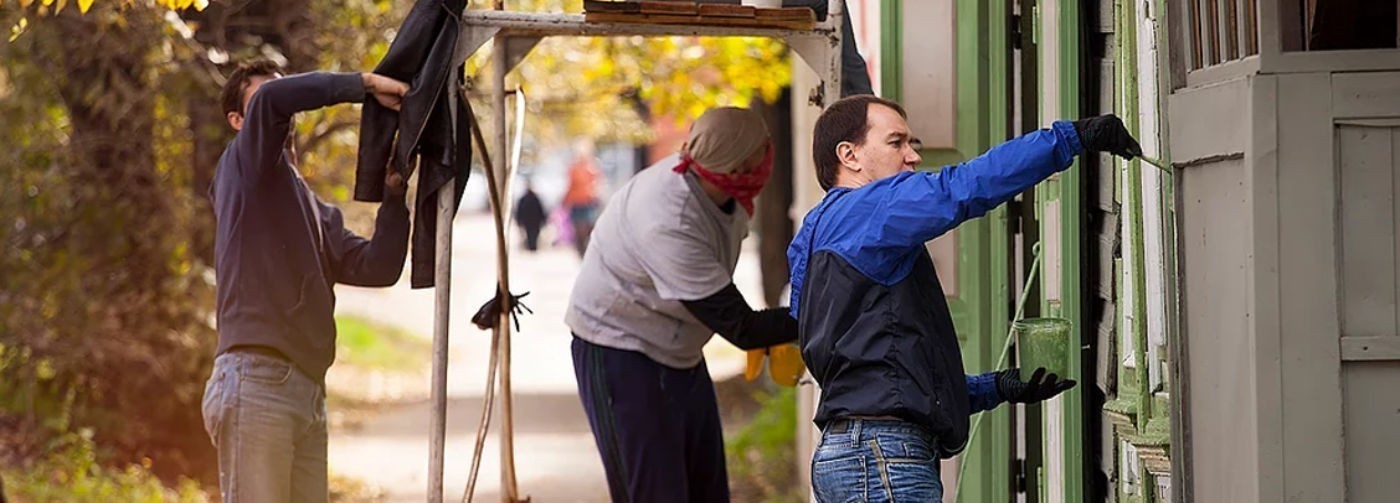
[458,86,526,503]
[458,92,501,503]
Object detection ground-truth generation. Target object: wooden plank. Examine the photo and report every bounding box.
[1167,0,1191,88]
[1224,0,1240,60]
[1342,361,1400,499]
[1249,74,1284,503]
[1395,126,1400,339]
[582,11,814,30]
[1341,336,1400,361]
[639,1,698,15]
[1189,0,1204,70]
[1168,76,1249,161]
[1338,125,1398,338]
[1183,56,1261,89]
[1332,71,1400,119]
[583,0,640,13]
[1243,0,1259,55]
[1205,0,1221,65]
[698,4,755,18]
[754,7,817,20]
[1178,154,1255,503]
[1276,72,1345,503]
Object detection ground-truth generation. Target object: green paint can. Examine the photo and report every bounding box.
[1015,317,1073,378]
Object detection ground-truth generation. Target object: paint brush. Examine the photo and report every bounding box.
[1137,155,1172,173]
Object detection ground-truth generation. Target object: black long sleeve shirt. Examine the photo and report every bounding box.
[210,72,410,383]
[681,283,798,351]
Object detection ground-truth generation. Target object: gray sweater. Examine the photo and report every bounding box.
[210,72,409,382]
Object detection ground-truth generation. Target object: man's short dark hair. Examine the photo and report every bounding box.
[220,60,282,116]
[812,95,908,191]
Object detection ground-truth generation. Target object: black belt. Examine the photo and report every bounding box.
[827,415,905,433]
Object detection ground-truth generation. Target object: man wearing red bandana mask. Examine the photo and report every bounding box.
[566,107,801,502]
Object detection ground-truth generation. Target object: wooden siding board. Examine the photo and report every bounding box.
[1276,72,1345,503]
[1334,72,1400,119]
[1171,77,1260,503]
[1341,336,1400,362]
[1342,362,1400,501]
[1339,125,1398,338]
[1178,156,1256,502]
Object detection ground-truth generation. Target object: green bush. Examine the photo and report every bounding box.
[725,386,804,503]
[1,429,208,503]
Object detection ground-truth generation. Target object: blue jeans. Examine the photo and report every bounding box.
[811,418,944,502]
[202,351,328,503]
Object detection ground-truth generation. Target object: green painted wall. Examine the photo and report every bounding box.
[883,0,1015,500]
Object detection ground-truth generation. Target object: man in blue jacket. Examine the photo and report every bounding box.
[203,60,411,503]
[789,95,1142,501]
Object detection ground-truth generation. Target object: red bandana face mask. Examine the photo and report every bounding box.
[672,144,774,215]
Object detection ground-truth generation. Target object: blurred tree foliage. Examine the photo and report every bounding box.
[464,0,792,147]
[0,0,402,484]
[0,0,220,482]
[0,0,791,488]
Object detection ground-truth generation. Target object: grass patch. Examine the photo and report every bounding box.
[725,386,804,503]
[335,315,430,372]
[0,429,207,503]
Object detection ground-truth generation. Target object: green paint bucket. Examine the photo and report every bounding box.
[1015,317,1073,378]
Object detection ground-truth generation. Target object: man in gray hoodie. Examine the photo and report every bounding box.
[202,60,410,503]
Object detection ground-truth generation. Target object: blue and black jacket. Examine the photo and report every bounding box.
[788,121,1082,456]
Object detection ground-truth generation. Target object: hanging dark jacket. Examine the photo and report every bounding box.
[355,0,472,288]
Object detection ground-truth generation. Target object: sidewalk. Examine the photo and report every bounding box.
[327,212,765,501]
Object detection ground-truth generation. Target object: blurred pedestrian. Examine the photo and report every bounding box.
[563,140,602,257]
[514,181,548,252]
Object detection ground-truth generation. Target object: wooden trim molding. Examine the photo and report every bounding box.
[1341,336,1400,362]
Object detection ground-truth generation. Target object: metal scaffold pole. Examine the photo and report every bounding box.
[429,3,844,501]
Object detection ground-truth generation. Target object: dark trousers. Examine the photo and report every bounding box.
[571,336,729,503]
[522,225,541,251]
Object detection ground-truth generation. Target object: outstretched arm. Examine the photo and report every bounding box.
[860,121,1083,250]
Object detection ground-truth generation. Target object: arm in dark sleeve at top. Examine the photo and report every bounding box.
[320,192,410,287]
[681,283,800,350]
[863,121,1085,250]
[230,72,366,183]
[966,372,1006,414]
[782,0,872,96]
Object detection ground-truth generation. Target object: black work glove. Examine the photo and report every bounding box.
[471,288,533,332]
[995,367,1076,404]
[1073,115,1143,160]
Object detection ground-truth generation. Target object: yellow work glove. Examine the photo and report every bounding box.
[743,343,805,387]
[745,347,767,381]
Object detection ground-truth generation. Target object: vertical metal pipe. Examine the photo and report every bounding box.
[825,0,844,106]
[430,178,455,503]
[491,34,520,503]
